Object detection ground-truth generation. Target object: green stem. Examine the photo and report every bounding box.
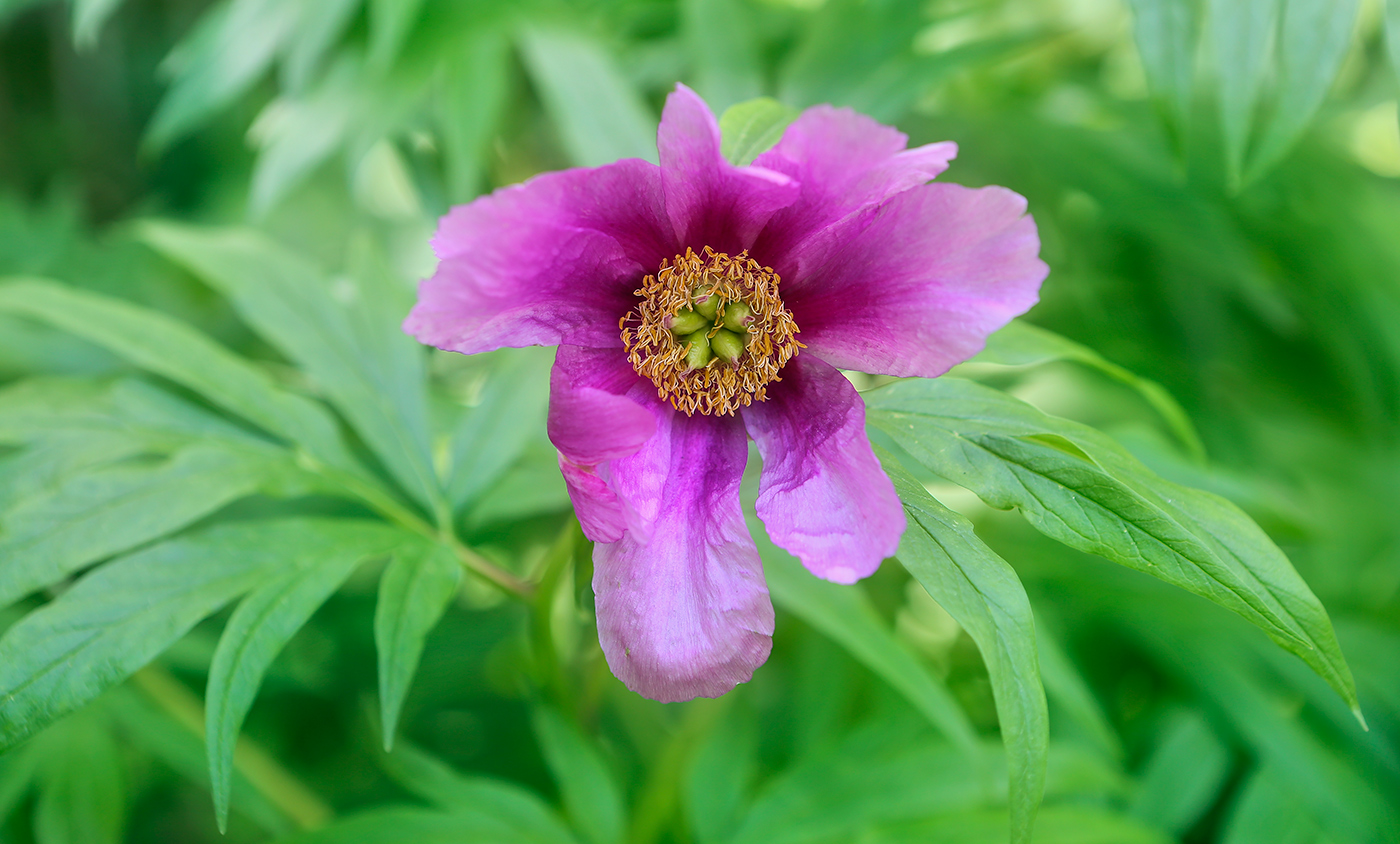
[131,667,333,830]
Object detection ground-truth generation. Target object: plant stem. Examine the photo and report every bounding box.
[130,667,333,830]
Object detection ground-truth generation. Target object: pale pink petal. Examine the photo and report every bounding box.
[658,85,799,254]
[743,356,904,584]
[593,407,773,702]
[405,159,674,354]
[786,183,1047,378]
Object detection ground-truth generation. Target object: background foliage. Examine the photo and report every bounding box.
[1,0,1398,842]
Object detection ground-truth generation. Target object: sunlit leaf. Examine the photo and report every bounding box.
[881,453,1047,844]
[375,541,461,749]
[718,98,799,167]
[517,27,658,167]
[866,377,1360,717]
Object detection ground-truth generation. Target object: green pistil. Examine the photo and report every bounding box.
[684,330,713,369]
[721,301,752,332]
[693,285,720,320]
[711,329,746,363]
[668,308,708,335]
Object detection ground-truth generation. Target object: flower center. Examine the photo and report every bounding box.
[620,247,801,416]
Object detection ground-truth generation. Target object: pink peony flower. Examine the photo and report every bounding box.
[405,85,1047,702]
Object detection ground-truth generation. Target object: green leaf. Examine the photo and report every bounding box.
[138,222,439,510]
[1124,0,1200,134]
[1387,0,1400,82]
[0,444,305,607]
[32,710,124,844]
[718,98,800,167]
[375,542,461,749]
[972,320,1205,460]
[865,377,1360,718]
[683,0,762,113]
[0,518,394,751]
[70,0,126,48]
[436,26,510,202]
[517,27,658,167]
[1129,709,1231,835]
[685,705,757,844]
[1206,0,1278,185]
[756,522,983,762]
[0,278,362,480]
[207,523,408,831]
[369,0,426,70]
[1221,767,1319,844]
[531,706,625,844]
[876,805,1175,844]
[376,742,577,844]
[247,56,360,214]
[0,742,38,823]
[880,452,1047,844]
[447,347,552,511]
[272,806,559,844]
[1246,0,1361,182]
[1034,621,1121,760]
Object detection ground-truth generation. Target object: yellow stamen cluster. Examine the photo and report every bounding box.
[620,247,801,416]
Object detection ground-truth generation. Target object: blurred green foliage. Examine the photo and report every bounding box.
[0,0,1398,843]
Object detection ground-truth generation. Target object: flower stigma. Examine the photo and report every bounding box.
[620,246,801,416]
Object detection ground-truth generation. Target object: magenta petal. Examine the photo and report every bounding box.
[658,85,799,253]
[743,356,904,584]
[593,409,773,702]
[753,105,957,270]
[405,158,673,354]
[786,183,1047,378]
[548,346,655,543]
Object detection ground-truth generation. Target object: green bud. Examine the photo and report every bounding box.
[693,286,720,320]
[669,308,708,335]
[684,330,713,369]
[710,329,746,363]
[721,301,753,333]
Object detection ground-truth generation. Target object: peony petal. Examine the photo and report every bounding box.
[658,85,799,254]
[743,356,904,584]
[752,105,957,270]
[548,346,655,543]
[405,158,674,354]
[785,183,1047,379]
[593,407,773,702]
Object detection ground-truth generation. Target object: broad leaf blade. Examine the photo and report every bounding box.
[531,707,625,844]
[718,98,799,167]
[138,223,440,510]
[0,278,361,479]
[881,452,1047,844]
[866,377,1359,717]
[517,27,657,167]
[0,519,373,751]
[207,524,407,830]
[375,541,461,749]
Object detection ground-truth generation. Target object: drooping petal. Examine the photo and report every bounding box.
[785,183,1047,379]
[548,346,654,543]
[753,106,957,270]
[593,407,773,702]
[405,158,674,354]
[658,85,800,254]
[743,356,904,584]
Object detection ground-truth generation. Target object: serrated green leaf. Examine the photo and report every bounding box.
[756,521,983,762]
[208,522,409,830]
[1129,709,1231,834]
[32,710,124,844]
[972,320,1204,460]
[517,27,657,167]
[447,347,552,511]
[881,452,1047,844]
[0,443,307,608]
[532,706,624,844]
[1245,0,1361,182]
[1206,0,1278,185]
[0,278,362,480]
[866,377,1359,718]
[683,0,762,114]
[376,742,577,844]
[718,98,799,167]
[375,542,461,749]
[138,222,439,510]
[272,807,560,844]
[1124,0,1200,133]
[0,519,391,752]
